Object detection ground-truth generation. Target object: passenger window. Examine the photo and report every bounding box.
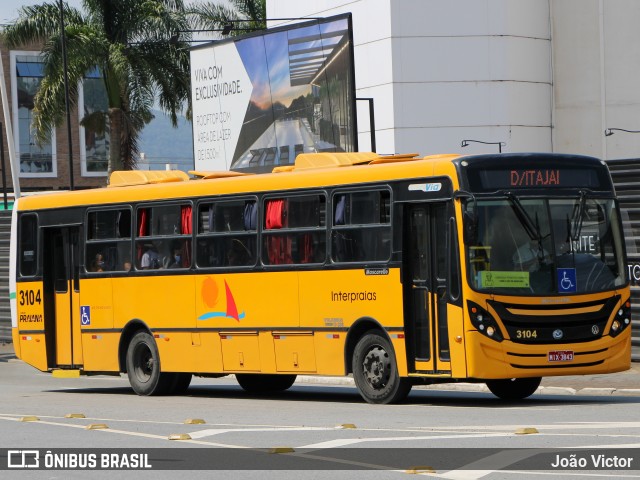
[19,214,38,277]
[86,209,132,273]
[196,199,257,268]
[262,194,326,265]
[331,190,391,263]
[135,204,192,270]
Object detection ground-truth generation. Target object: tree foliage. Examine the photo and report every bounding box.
[3,0,192,172]
[2,0,267,174]
[188,0,266,37]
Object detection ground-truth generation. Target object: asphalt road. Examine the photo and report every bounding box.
[1,343,640,479]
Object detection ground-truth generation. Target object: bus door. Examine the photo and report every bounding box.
[43,226,82,367]
[404,203,451,374]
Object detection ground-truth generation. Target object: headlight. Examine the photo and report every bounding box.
[610,299,631,338]
[468,300,503,342]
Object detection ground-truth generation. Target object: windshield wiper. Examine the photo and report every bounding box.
[570,190,587,241]
[506,192,542,242]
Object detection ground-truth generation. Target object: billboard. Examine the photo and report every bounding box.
[190,14,357,173]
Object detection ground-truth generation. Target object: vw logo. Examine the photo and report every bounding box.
[592,325,600,335]
[552,329,564,340]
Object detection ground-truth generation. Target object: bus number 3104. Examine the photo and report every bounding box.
[516,330,537,339]
[19,289,41,306]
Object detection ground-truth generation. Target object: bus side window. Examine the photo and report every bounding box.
[196,199,257,269]
[331,190,391,263]
[262,194,326,265]
[263,199,293,265]
[86,209,132,273]
[19,214,38,277]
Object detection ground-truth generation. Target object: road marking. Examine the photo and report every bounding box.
[299,433,510,449]
[432,470,640,479]
[409,422,640,432]
[189,426,336,439]
[428,449,547,479]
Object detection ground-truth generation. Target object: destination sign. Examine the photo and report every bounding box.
[466,166,607,192]
[510,169,560,187]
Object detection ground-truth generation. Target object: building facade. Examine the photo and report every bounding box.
[0,40,109,194]
[267,0,640,160]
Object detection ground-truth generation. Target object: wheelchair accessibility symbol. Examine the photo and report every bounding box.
[557,268,577,293]
[80,306,91,326]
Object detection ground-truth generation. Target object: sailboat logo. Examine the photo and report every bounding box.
[198,277,245,321]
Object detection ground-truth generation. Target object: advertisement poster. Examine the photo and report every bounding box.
[190,14,356,173]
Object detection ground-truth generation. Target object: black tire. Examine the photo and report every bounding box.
[486,377,542,400]
[168,373,192,395]
[126,331,172,396]
[352,332,412,404]
[236,374,297,393]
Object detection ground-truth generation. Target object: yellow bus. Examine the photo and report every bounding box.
[9,152,631,403]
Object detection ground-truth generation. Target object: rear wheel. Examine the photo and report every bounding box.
[168,373,192,395]
[486,377,541,400]
[236,374,297,393]
[126,331,172,396]
[352,332,412,404]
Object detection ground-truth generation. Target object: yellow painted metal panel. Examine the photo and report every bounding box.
[15,282,45,332]
[313,333,346,375]
[11,328,21,358]
[71,287,83,365]
[79,278,114,329]
[298,269,403,329]
[390,336,409,376]
[81,333,120,372]
[14,281,46,371]
[220,333,261,371]
[196,272,298,328]
[155,333,200,372]
[273,333,316,372]
[112,275,196,330]
[446,304,465,378]
[55,286,72,365]
[18,334,48,371]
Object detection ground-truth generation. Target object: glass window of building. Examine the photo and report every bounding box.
[12,53,55,177]
[79,67,109,175]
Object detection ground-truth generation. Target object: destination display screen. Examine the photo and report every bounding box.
[465,165,611,192]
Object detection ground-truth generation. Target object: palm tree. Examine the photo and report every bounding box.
[188,0,266,37]
[3,0,192,173]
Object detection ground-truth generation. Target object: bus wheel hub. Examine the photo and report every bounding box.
[363,347,390,389]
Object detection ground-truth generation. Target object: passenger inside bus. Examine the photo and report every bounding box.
[90,253,105,272]
[140,243,160,269]
[164,245,183,268]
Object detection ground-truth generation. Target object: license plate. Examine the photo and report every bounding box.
[548,350,574,362]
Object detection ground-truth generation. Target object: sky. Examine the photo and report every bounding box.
[0,0,83,26]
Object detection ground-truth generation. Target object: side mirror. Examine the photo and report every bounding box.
[463,210,478,245]
[454,190,478,245]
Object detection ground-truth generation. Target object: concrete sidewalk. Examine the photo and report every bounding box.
[2,341,640,396]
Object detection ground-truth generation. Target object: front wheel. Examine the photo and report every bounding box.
[126,331,172,396]
[486,377,541,400]
[352,332,412,404]
[236,374,297,393]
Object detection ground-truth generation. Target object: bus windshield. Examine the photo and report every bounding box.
[466,196,627,295]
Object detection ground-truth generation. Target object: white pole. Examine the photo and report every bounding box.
[0,44,20,198]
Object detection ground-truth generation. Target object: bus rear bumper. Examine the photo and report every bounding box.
[465,329,631,380]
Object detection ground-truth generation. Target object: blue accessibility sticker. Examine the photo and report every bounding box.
[80,306,91,326]
[557,268,577,293]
